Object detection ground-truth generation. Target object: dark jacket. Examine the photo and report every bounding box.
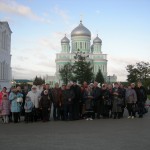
[39,95,51,109]
[136,86,147,103]
[62,89,75,105]
[93,87,101,102]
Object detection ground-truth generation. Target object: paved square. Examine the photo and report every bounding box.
[0,110,150,150]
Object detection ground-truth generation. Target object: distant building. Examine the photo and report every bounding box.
[45,75,56,87]
[0,22,12,90]
[55,20,107,84]
[106,74,117,83]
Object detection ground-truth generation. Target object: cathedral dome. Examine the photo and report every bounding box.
[93,35,102,43]
[61,35,70,43]
[71,21,91,37]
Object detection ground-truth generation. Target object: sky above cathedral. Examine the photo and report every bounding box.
[0,0,150,81]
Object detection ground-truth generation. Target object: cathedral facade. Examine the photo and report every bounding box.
[55,21,107,84]
[0,22,12,89]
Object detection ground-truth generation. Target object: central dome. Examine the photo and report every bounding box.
[71,21,91,37]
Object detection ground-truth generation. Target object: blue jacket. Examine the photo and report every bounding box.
[9,92,22,112]
[24,100,33,113]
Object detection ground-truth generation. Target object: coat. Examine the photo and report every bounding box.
[1,99,10,115]
[62,89,75,105]
[27,90,41,108]
[24,100,33,113]
[51,88,61,105]
[125,88,137,104]
[9,92,22,113]
[39,95,51,109]
[112,88,123,113]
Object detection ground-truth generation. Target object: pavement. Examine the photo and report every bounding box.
[0,108,150,150]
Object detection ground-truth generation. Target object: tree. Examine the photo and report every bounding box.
[126,61,150,85]
[95,68,104,84]
[72,50,94,84]
[33,76,45,85]
[59,63,73,85]
[126,65,138,83]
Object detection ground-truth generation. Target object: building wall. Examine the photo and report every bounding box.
[0,22,12,89]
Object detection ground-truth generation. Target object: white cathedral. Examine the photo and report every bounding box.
[0,22,12,89]
[46,20,117,85]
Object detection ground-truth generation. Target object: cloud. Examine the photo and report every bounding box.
[0,0,52,24]
[53,6,70,23]
[107,55,142,81]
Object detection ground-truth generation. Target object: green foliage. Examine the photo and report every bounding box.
[95,68,104,84]
[72,50,94,84]
[59,63,73,85]
[33,76,45,85]
[126,61,150,86]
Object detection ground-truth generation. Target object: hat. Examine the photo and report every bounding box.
[32,85,37,89]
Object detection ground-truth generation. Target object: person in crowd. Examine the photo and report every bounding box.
[62,84,75,121]
[1,94,10,123]
[0,87,8,116]
[112,82,123,119]
[0,87,8,97]
[24,96,33,123]
[101,84,111,118]
[27,85,41,121]
[83,86,94,120]
[9,87,22,123]
[39,90,51,122]
[59,84,66,120]
[51,83,62,121]
[22,86,29,117]
[41,84,53,120]
[71,81,81,120]
[125,85,137,119]
[136,81,147,118]
[93,81,101,119]
[16,86,23,122]
[107,84,113,118]
[118,83,126,118]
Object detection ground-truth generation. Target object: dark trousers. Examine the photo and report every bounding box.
[94,101,101,118]
[127,103,135,117]
[32,108,39,122]
[13,112,19,123]
[25,112,32,123]
[53,104,60,120]
[114,112,121,119]
[138,102,144,117]
[42,108,49,121]
[103,105,110,118]
[64,104,73,120]
[73,102,79,120]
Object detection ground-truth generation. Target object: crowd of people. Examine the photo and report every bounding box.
[0,81,148,124]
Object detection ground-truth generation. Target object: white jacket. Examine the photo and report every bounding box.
[27,90,41,108]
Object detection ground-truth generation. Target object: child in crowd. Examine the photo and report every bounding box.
[24,96,33,123]
[1,94,10,123]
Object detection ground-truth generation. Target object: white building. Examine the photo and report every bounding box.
[0,22,12,89]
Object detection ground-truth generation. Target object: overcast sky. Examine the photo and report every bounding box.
[0,0,150,81]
